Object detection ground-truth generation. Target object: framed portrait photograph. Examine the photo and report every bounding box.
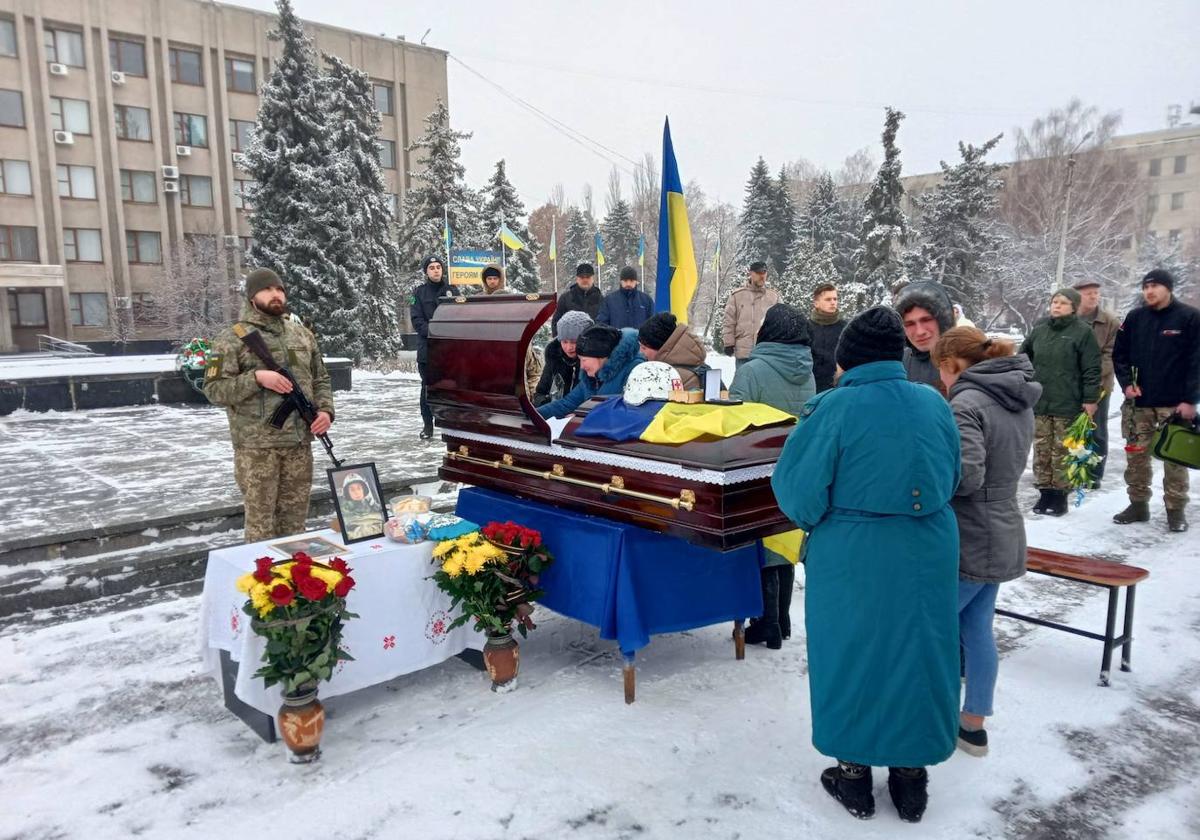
[269,534,348,560]
[328,462,388,544]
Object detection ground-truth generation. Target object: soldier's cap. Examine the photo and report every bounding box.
[245,267,284,300]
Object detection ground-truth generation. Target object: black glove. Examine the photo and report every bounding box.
[723,346,734,356]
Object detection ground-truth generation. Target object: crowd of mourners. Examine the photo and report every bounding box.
[409,254,1200,823]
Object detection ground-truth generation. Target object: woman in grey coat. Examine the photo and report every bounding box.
[932,326,1042,758]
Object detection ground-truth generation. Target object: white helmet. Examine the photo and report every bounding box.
[623,361,681,406]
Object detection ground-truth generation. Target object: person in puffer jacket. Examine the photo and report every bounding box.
[536,325,644,419]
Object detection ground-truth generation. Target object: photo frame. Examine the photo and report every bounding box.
[269,534,348,560]
[327,462,388,544]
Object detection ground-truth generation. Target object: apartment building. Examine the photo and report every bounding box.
[0,0,447,351]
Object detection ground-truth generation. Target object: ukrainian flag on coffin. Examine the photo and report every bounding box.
[574,397,793,445]
[655,118,699,323]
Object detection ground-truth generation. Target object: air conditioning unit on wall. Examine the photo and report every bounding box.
[53,130,74,145]
[111,71,126,85]
[161,165,179,179]
[49,62,68,76]
[163,181,180,194]
[175,145,192,157]
[223,235,240,247]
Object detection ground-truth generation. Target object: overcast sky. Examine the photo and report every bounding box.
[258,0,1200,211]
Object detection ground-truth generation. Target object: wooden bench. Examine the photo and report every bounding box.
[995,547,1149,686]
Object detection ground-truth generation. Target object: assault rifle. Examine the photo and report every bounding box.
[233,324,342,468]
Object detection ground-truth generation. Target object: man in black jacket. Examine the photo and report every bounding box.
[809,283,845,392]
[1112,269,1200,532]
[409,255,453,439]
[551,263,603,335]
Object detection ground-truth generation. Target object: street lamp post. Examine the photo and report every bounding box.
[1053,131,1094,290]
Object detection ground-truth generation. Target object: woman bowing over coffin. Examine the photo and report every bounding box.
[770,306,962,824]
[536,324,645,420]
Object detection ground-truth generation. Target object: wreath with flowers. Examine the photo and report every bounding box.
[236,552,358,694]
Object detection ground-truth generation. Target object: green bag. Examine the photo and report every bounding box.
[1152,414,1200,469]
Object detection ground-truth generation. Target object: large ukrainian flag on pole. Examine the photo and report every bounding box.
[655,118,699,322]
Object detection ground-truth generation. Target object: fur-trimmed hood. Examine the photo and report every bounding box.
[894,281,955,338]
[596,328,643,385]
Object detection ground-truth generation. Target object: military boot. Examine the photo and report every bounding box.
[1031,489,1052,515]
[1045,489,1069,517]
[1113,501,1150,524]
[1167,509,1189,533]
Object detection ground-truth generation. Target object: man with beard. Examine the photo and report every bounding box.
[204,268,334,543]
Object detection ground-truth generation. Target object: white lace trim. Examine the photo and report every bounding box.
[444,429,776,486]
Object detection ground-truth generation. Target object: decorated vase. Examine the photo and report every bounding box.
[277,682,324,763]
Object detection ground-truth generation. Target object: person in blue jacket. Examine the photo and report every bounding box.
[537,324,644,419]
[596,267,655,330]
[770,306,961,824]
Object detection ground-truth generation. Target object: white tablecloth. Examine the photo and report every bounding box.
[200,529,483,716]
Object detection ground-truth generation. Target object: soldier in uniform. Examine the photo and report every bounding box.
[204,268,334,544]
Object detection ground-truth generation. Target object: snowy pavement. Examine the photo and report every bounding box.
[0,370,445,540]
[3,409,1200,839]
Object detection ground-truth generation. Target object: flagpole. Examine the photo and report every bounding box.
[552,219,559,294]
[500,215,507,278]
[444,205,450,265]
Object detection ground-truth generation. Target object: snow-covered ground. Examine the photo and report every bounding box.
[3,406,1199,839]
[0,371,438,540]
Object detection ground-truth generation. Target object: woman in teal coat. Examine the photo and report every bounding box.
[770,307,961,824]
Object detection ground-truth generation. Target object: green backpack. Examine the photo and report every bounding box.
[1152,414,1200,470]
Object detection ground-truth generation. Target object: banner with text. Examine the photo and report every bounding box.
[449,249,502,286]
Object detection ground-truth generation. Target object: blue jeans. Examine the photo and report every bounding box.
[959,580,1000,717]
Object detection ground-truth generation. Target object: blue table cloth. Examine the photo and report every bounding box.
[456,487,764,656]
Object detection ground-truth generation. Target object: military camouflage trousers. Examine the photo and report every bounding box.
[1121,404,1189,510]
[233,445,314,543]
[1033,415,1072,490]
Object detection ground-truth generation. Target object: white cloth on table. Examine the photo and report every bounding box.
[199,529,483,716]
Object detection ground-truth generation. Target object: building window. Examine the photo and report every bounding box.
[173,112,208,147]
[119,169,156,203]
[0,89,23,126]
[179,174,212,206]
[1174,156,1187,175]
[69,292,108,327]
[1170,192,1185,211]
[377,139,396,169]
[229,119,255,153]
[56,164,97,199]
[0,225,38,261]
[1149,158,1162,177]
[43,27,85,67]
[0,19,17,57]
[113,104,151,141]
[50,96,90,134]
[387,193,398,216]
[8,290,47,326]
[373,83,393,115]
[63,227,103,262]
[232,178,253,210]
[0,159,32,195]
[225,57,255,93]
[169,46,202,85]
[108,37,146,76]
[126,230,161,264]
[1147,194,1158,214]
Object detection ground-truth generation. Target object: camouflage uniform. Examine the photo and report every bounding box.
[204,303,335,543]
[1121,404,1189,509]
[1033,415,1072,490]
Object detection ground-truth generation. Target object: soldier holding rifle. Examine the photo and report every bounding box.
[204,268,336,542]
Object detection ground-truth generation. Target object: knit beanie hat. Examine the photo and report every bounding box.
[575,324,622,359]
[894,281,955,335]
[619,266,639,282]
[245,267,284,301]
[757,303,812,346]
[638,312,677,350]
[421,255,446,276]
[556,310,594,343]
[1052,287,1081,311]
[835,306,906,371]
[1142,268,1175,291]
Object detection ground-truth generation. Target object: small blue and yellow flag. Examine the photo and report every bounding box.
[638,234,645,269]
[655,118,699,322]
[499,222,525,251]
[549,218,557,262]
[594,232,605,267]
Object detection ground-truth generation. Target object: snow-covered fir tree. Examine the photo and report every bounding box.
[767,167,795,278]
[734,158,775,274]
[482,159,540,293]
[795,172,860,289]
[779,235,841,309]
[563,207,597,275]
[854,107,910,310]
[397,100,484,277]
[321,53,404,359]
[917,134,1005,319]
[244,0,362,360]
[601,199,640,287]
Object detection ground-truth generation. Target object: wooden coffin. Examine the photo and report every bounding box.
[427,294,796,550]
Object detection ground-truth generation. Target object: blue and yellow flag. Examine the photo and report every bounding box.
[594,232,605,267]
[499,222,525,251]
[638,234,645,268]
[655,118,699,322]
[549,218,557,262]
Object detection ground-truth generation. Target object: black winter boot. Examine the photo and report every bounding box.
[1032,489,1052,514]
[1113,501,1150,524]
[1167,509,1189,532]
[777,564,795,640]
[744,568,782,649]
[821,762,874,820]
[419,423,435,440]
[887,767,929,823]
[1045,489,1069,517]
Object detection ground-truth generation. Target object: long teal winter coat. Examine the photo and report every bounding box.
[729,342,816,416]
[771,360,961,767]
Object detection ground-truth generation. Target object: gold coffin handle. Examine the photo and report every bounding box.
[446,450,695,512]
